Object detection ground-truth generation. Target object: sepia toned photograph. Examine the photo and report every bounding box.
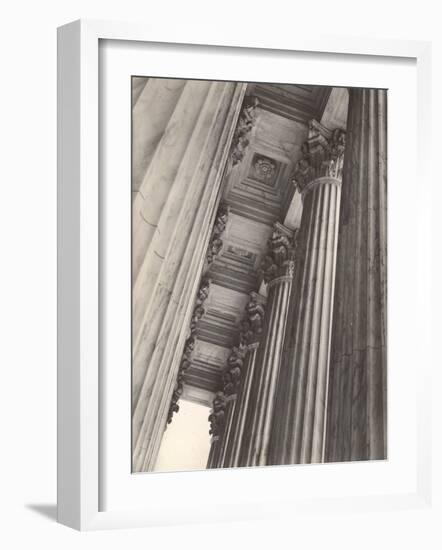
[131,78,387,473]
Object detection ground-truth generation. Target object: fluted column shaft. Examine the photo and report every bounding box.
[221,343,259,467]
[214,395,236,468]
[206,390,227,469]
[207,291,266,469]
[272,179,341,465]
[325,89,387,462]
[240,269,293,466]
[269,120,346,465]
[207,436,221,469]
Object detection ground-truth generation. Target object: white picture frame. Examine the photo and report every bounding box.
[57,19,433,531]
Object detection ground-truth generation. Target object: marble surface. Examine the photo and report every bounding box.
[131,81,247,472]
[131,84,358,471]
[325,88,387,462]
[132,78,186,200]
[321,87,349,131]
[269,176,341,465]
[240,271,293,466]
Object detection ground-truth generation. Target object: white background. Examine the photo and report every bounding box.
[0,0,441,548]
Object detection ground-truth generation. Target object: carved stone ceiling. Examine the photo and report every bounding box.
[184,83,337,405]
[247,83,331,124]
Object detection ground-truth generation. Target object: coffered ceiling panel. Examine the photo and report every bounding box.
[184,83,337,397]
[248,83,332,124]
[196,283,250,346]
[207,214,273,294]
[183,340,230,395]
[223,108,307,225]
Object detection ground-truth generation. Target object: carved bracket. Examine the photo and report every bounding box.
[206,203,230,265]
[166,277,212,425]
[229,96,259,166]
[190,277,211,335]
[166,336,195,424]
[292,120,346,192]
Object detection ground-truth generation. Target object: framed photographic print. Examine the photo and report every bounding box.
[57,19,433,530]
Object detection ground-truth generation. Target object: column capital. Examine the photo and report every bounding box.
[292,119,346,193]
[239,292,267,346]
[222,342,249,396]
[208,391,227,437]
[302,176,342,197]
[267,259,295,288]
[259,223,297,284]
[218,293,266,408]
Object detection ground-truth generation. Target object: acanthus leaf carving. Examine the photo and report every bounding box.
[167,276,212,425]
[194,277,211,310]
[230,96,259,166]
[208,391,227,437]
[258,223,295,283]
[166,336,195,425]
[206,203,230,265]
[245,292,266,336]
[222,341,249,397]
[239,319,255,346]
[292,120,346,192]
[240,292,267,345]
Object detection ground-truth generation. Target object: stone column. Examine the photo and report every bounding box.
[223,342,259,467]
[132,81,248,472]
[215,394,237,468]
[218,291,267,468]
[325,88,387,462]
[206,290,266,469]
[207,392,227,469]
[206,437,220,469]
[132,78,186,203]
[239,225,295,467]
[269,121,346,465]
[210,341,250,468]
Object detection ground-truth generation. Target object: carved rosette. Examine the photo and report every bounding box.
[259,223,296,286]
[229,96,259,166]
[206,203,230,265]
[208,391,227,437]
[166,278,211,425]
[292,120,346,193]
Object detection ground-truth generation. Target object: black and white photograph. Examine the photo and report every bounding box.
[131,78,387,473]
[2,0,439,543]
